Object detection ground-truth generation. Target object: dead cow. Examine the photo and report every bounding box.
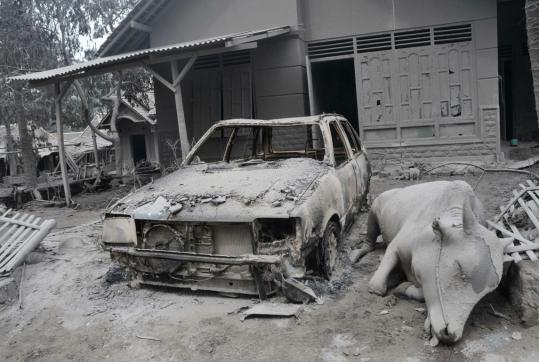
[352,181,510,345]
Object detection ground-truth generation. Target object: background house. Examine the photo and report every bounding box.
[17,0,538,173]
[98,92,158,173]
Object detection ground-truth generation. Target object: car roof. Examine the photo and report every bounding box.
[215,114,345,127]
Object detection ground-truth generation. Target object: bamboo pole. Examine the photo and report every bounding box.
[170,59,195,160]
[55,82,72,206]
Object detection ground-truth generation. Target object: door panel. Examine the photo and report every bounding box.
[222,65,252,120]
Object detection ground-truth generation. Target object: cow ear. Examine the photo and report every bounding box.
[462,199,476,235]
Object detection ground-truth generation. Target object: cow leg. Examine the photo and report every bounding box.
[393,281,424,301]
[350,211,380,263]
[368,244,399,296]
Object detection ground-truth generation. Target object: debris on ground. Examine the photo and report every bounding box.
[490,179,539,326]
[282,277,318,303]
[506,155,539,170]
[240,302,303,321]
[0,209,56,275]
[104,263,129,284]
[0,277,17,305]
[489,179,539,264]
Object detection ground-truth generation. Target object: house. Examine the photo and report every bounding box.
[98,92,159,173]
[0,122,113,183]
[13,0,538,174]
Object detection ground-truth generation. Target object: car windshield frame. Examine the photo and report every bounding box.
[183,122,329,166]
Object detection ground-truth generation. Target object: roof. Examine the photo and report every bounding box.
[0,123,112,160]
[215,114,343,126]
[10,27,291,85]
[99,91,156,127]
[0,124,56,158]
[99,0,170,56]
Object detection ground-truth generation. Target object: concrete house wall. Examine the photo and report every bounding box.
[148,0,306,166]
[302,0,499,162]
[146,0,500,167]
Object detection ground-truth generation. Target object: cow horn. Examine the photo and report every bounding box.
[462,199,476,234]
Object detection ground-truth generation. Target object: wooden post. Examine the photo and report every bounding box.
[54,82,71,206]
[170,58,196,160]
[305,55,316,116]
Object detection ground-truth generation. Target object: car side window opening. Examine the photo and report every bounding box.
[340,121,361,155]
[330,122,350,167]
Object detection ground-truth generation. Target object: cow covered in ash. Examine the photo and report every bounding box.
[352,181,511,345]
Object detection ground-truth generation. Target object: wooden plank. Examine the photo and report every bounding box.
[513,190,539,231]
[171,60,191,160]
[142,64,175,93]
[0,215,35,261]
[500,208,523,262]
[503,214,537,261]
[506,244,539,253]
[487,220,535,245]
[0,213,23,246]
[0,216,41,230]
[55,82,72,206]
[524,181,539,208]
[172,56,197,89]
[494,186,539,223]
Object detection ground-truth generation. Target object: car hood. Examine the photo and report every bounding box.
[108,158,329,222]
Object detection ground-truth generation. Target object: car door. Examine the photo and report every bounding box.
[328,120,357,227]
[339,120,370,207]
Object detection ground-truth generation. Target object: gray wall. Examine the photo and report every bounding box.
[150,0,300,46]
[253,35,309,119]
[302,0,497,41]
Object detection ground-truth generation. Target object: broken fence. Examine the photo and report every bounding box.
[0,209,56,276]
[488,180,539,262]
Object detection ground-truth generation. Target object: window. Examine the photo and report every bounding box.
[188,124,326,165]
[340,121,362,154]
[329,123,350,167]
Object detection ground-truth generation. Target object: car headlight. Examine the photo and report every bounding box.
[102,215,137,248]
[256,218,298,243]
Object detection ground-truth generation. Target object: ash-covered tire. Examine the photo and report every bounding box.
[319,221,340,279]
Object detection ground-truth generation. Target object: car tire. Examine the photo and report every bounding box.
[319,221,340,279]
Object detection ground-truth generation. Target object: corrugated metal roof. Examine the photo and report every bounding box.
[10,27,290,84]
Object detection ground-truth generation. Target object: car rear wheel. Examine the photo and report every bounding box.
[319,221,340,279]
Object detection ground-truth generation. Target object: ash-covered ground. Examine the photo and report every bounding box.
[1,169,539,362]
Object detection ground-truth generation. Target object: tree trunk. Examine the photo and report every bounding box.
[4,121,17,176]
[14,85,37,188]
[108,75,122,177]
[525,0,539,128]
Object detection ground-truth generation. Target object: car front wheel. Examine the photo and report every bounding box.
[319,221,340,279]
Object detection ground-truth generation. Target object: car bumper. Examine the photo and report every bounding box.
[110,247,280,297]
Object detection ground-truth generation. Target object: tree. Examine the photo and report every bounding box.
[526,0,539,129]
[0,0,142,187]
[0,0,58,188]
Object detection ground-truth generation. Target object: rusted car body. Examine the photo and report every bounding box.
[103,114,370,298]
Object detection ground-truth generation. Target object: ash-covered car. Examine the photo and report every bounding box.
[103,114,370,298]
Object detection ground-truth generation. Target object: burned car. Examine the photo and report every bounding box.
[103,114,370,298]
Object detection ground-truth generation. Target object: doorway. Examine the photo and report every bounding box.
[498,0,538,141]
[131,134,147,165]
[310,59,359,131]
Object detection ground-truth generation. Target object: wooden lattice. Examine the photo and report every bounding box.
[487,180,539,263]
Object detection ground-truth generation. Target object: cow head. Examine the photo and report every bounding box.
[419,199,511,345]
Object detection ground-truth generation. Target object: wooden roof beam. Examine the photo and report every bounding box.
[130,21,152,33]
